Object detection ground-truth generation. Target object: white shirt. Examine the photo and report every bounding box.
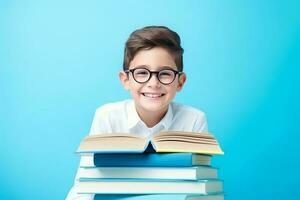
[66,99,208,200]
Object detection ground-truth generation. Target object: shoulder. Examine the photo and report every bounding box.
[94,99,131,117]
[89,100,132,135]
[171,102,206,119]
[170,102,208,132]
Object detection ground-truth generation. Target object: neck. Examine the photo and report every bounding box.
[135,106,168,128]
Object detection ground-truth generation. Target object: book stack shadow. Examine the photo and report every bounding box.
[76,131,225,200]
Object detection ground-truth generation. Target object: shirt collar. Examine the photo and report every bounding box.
[127,100,141,129]
[158,103,173,130]
[127,100,173,131]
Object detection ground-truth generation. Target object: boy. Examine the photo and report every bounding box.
[66,26,208,200]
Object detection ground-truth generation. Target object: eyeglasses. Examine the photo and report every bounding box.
[124,67,183,85]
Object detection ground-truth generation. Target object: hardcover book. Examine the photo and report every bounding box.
[77,179,223,194]
[79,166,218,180]
[80,153,211,167]
[77,131,223,155]
[94,194,224,200]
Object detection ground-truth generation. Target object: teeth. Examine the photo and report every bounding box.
[143,93,163,98]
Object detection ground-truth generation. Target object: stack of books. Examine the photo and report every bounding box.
[76,131,224,200]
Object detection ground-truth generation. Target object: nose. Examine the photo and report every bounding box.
[146,73,161,87]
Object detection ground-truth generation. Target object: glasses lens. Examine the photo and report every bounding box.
[133,68,150,83]
[158,69,175,84]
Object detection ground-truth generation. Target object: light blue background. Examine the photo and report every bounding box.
[1,0,299,199]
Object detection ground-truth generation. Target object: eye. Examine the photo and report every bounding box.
[159,70,173,77]
[134,69,149,76]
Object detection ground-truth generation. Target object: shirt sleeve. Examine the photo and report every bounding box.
[192,112,208,132]
[89,107,112,135]
[66,108,110,200]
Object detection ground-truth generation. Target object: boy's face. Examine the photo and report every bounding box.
[119,47,186,116]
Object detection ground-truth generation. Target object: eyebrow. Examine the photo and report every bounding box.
[133,65,176,70]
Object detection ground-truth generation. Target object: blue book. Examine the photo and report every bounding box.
[94,194,224,200]
[80,153,211,167]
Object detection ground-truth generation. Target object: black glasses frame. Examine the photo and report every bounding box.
[124,67,183,85]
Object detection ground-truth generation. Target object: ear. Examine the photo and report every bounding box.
[176,73,186,92]
[119,71,130,90]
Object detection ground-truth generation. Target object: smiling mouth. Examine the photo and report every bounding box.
[141,93,165,98]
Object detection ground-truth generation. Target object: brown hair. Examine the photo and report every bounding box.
[123,26,184,71]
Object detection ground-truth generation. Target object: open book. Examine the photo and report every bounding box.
[77,131,224,155]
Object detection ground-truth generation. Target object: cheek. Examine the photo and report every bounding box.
[166,83,178,94]
[129,81,142,93]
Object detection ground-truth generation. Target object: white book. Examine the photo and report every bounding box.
[77,179,223,194]
[80,166,217,180]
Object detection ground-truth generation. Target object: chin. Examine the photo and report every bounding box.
[139,101,169,113]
